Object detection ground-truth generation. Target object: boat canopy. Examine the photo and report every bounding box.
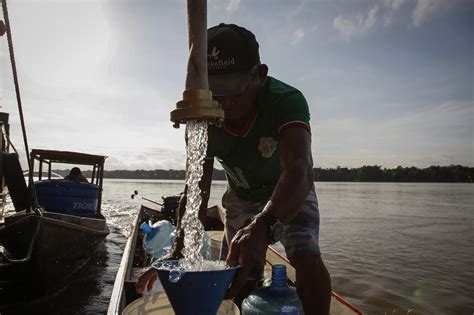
[30,149,107,166]
[30,149,107,183]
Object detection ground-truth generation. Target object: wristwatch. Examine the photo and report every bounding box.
[254,211,284,244]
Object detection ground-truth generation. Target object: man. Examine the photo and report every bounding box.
[64,167,89,183]
[137,23,331,314]
[0,20,6,37]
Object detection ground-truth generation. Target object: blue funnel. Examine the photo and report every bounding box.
[153,260,239,315]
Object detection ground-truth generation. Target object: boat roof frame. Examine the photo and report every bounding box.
[30,149,107,166]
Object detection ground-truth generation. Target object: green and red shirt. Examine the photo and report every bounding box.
[207,76,311,202]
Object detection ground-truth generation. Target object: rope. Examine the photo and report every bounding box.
[2,0,39,213]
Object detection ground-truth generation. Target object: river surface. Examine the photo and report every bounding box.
[1,180,473,314]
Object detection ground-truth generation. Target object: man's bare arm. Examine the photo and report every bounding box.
[264,128,313,224]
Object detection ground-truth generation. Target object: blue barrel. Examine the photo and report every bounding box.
[35,180,99,217]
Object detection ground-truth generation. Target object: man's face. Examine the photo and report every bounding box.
[213,77,261,122]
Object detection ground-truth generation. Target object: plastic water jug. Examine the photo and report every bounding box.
[241,264,304,314]
[140,220,176,259]
[140,221,211,259]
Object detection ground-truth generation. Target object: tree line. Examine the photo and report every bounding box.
[313,165,473,182]
[55,165,473,183]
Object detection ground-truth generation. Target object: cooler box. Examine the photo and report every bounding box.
[35,180,99,217]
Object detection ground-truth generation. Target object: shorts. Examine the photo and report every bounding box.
[219,186,321,259]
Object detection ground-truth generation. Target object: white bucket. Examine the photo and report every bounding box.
[122,291,240,315]
[207,230,224,261]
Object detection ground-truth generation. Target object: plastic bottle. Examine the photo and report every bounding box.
[241,264,304,315]
[140,220,210,259]
[140,220,176,259]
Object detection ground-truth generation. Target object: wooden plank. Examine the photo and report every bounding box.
[107,207,142,315]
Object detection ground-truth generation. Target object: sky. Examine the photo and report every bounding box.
[1,0,473,170]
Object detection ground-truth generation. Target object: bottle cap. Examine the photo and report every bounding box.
[271,264,287,287]
[140,222,152,234]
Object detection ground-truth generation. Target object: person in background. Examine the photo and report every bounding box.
[137,23,332,314]
[64,167,89,183]
[0,20,6,37]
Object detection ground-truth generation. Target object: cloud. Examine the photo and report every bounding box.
[382,0,406,26]
[332,0,449,37]
[313,100,473,168]
[332,6,378,42]
[373,0,448,28]
[225,0,240,13]
[289,23,317,46]
[412,0,445,27]
[383,0,406,10]
[384,100,473,139]
[290,29,305,45]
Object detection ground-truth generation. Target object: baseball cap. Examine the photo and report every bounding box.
[207,23,260,96]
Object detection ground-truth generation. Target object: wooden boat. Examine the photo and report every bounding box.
[0,147,110,304]
[107,202,364,315]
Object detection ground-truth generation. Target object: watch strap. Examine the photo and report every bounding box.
[254,211,283,244]
[255,211,278,228]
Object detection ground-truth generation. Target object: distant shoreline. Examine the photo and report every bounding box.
[52,165,473,183]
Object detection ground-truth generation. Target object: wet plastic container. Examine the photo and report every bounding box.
[207,230,224,260]
[35,179,99,217]
[242,264,304,314]
[141,221,211,260]
[141,221,176,259]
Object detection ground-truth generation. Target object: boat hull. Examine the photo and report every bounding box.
[0,211,109,300]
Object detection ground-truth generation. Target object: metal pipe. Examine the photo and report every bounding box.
[170,0,224,128]
[185,0,208,90]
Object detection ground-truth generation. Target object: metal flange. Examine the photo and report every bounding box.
[170,89,224,128]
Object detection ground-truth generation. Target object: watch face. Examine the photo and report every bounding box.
[271,223,284,244]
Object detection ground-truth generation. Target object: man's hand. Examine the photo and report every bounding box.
[135,248,184,294]
[225,218,270,298]
[135,267,158,294]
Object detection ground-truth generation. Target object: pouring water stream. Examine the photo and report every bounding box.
[159,121,227,283]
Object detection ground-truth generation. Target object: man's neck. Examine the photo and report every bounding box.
[227,107,256,130]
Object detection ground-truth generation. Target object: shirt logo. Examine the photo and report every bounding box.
[233,167,250,189]
[258,137,278,158]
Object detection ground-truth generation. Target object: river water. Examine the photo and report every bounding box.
[1,180,473,314]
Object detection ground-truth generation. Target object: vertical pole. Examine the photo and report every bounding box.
[92,165,96,184]
[185,0,208,91]
[38,160,43,181]
[0,113,9,197]
[0,112,9,148]
[30,152,35,180]
[97,163,104,215]
[0,122,3,202]
[0,114,7,217]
